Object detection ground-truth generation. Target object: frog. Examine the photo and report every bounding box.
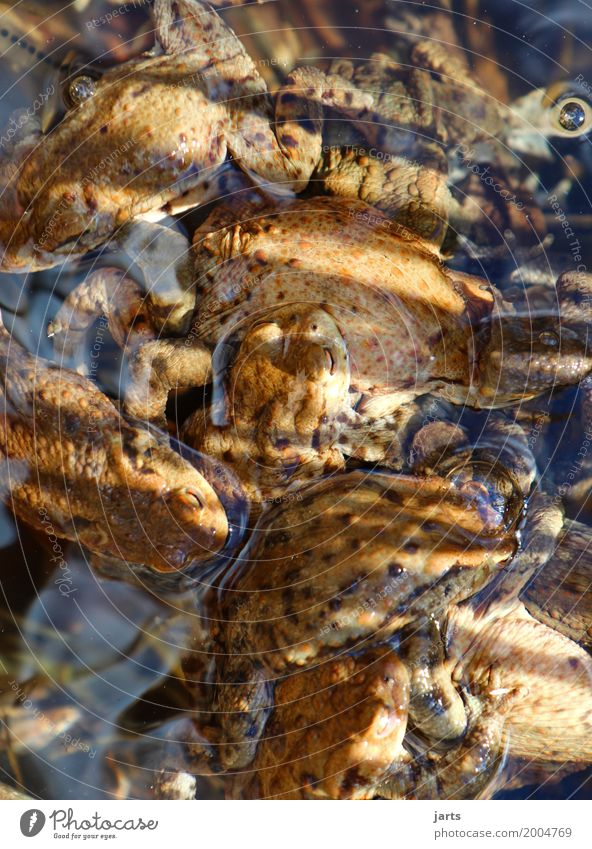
[444,597,592,785]
[506,269,592,521]
[226,645,521,800]
[207,438,526,775]
[3,0,590,271]
[310,46,502,249]
[193,391,579,798]
[48,199,592,502]
[0,0,374,272]
[0,310,229,575]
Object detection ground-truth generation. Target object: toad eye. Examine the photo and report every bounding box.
[548,94,592,137]
[41,59,102,131]
[446,460,522,533]
[64,74,96,109]
[176,489,205,510]
[539,330,559,347]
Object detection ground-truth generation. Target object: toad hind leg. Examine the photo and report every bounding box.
[212,660,274,772]
[229,66,374,193]
[468,490,564,619]
[378,681,524,799]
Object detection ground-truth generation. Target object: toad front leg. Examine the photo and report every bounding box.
[0,0,372,271]
[124,335,212,425]
[315,142,452,250]
[49,221,197,365]
[400,619,467,745]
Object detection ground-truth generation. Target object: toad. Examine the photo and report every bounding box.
[2,0,589,269]
[49,200,592,501]
[0,311,229,574]
[208,456,522,773]
[202,477,589,798]
[0,0,372,271]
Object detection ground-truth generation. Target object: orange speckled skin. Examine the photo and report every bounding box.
[1,1,237,269]
[234,649,411,800]
[0,322,228,573]
[193,196,489,398]
[0,0,370,271]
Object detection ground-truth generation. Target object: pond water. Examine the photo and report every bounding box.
[0,0,591,800]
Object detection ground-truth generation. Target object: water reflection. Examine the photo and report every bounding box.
[0,0,591,799]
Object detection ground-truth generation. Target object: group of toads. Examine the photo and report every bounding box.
[1,0,592,799]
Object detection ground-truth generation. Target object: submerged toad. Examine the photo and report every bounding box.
[236,648,412,800]
[185,401,582,800]
[230,644,524,800]
[50,198,592,501]
[202,483,590,799]
[206,594,592,799]
[208,461,520,772]
[521,518,592,650]
[181,303,352,501]
[445,598,592,781]
[0,0,372,271]
[1,0,589,269]
[58,199,592,402]
[0,312,228,574]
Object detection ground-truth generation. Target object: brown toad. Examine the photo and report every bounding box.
[444,598,592,784]
[231,647,412,800]
[227,645,523,800]
[208,463,521,773]
[0,0,372,271]
[205,495,591,799]
[2,0,589,269]
[0,311,228,574]
[181,304,351,502]
[50,199,592,502]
